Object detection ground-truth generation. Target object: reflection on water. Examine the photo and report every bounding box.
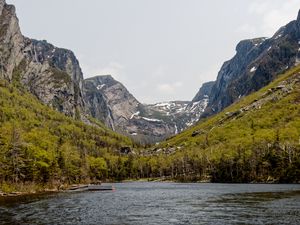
[0,183,300,225]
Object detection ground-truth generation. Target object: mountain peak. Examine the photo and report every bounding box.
[0,0,6,14]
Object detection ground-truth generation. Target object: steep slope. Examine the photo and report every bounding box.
[202,10,300,117]
[83,75,177,143]
[83,75,211,143]
[145,65,300,182]
[0,0,85,118]
[0,79,133,189]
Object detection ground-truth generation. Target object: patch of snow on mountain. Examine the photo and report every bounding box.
[130,111,140,119]
[141,117,162,122]
[97,84,106,90]
[250,67,257,73]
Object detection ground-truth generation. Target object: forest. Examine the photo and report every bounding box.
[1,66,300,193]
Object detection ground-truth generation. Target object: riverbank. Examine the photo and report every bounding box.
[1,178,299,198]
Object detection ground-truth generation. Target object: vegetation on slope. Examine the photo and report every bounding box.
[0,79,135,192]
[1,65,300,193]
[133,66,300,183]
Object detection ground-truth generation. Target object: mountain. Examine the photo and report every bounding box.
[83,75,209,143]
[84,75,177,143]
[145,65,300,183]
[200,10,300,117]
[0,0,85,118]
[0,0,136,192]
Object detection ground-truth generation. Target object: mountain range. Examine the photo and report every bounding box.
[0,0,299,187]
[2,0,299,144]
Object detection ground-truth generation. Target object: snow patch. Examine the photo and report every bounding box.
[141,117,162,122]
[174,124,178,134]
[250,67,257,73]
[130,133,137,136]
[130,111,140,119]
[267,46,272,51]
[97,84,106,90]
[274,34,282,40]
[155,102,172,107]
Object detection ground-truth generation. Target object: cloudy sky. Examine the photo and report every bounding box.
[7,0,300,103]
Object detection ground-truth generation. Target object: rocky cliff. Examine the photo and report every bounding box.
[0,0,205,143]
[202,10,300,116]
[84,75,178,143]
[3,0,300,144]
[0,0,85,118]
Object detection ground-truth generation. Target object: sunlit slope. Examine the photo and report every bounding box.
[0,79,133,186]
[156,65,300,182]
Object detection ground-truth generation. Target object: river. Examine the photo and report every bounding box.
[0,182,300,225]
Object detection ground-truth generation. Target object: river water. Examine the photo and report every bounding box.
[0,182,300,225]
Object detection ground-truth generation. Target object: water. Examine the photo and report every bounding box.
[0,183,300,225]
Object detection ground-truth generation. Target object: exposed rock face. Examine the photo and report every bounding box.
[203,10,300,116]
[191,81,215,103]
[3,0,300,144]
[0,0,85,117]
[0,0,25,80]
[83,75,178,143]
[83,75,213,143]
[21,40,85,117]
[84,75,139,130]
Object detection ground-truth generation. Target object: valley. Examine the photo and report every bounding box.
[0,0,299,196]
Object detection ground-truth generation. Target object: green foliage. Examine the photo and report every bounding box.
[139,65,300,183]
[0,79,133,189]
[50,68,72,85]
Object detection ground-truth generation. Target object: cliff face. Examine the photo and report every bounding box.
[0,0,85,117]
[203,10,300,116]
[21,40,85,117]
[3,0,300,144]
[0,0,25,81]
[83,75,213,143]
[83,75,177,143]
[83,75,138,130]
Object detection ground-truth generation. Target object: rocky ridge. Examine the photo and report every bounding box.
[0,0,85,118]
[83,75,209,143]
[201,10,300,117]
[2,0,300,144]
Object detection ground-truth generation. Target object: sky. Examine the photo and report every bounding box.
[7,0,300,103]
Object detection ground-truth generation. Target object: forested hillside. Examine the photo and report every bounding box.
[136,66,300,183]
[0,79,134,192]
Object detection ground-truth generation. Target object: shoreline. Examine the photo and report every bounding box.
[1,180,299,199]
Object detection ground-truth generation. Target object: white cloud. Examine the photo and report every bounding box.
[157,82,182,94]
[236,0,300,37]
[80,61,125,80]
[95,62,124,78]
[246,0,300,36]
[236,24,257,36]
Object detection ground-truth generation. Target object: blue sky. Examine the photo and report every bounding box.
[8,0,300,103]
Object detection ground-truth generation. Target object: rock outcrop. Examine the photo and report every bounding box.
[84,75,178,143]
[3,0,300,144]
[202,10,300,117]
[0,0,85,118]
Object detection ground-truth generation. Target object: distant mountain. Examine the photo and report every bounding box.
[2,0,300,146]
[0,0,134,188]
[200,10,300,117]
[150,65,300,183]
[83,75,209,143]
